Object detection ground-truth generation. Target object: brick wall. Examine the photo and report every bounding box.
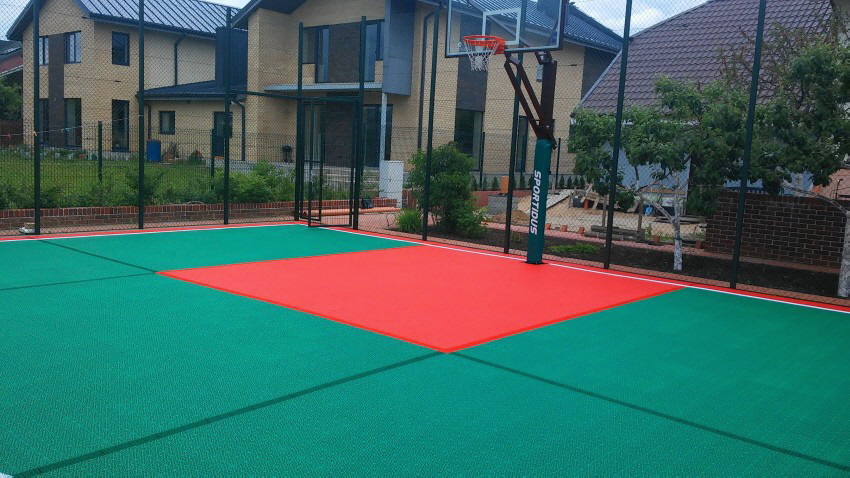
[0,198,397,231]
[704,192,848,268]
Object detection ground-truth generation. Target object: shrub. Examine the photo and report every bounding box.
[124,163,166,205]
[519,174,526,190]
[549,243,600,255]
[396,208,421,234]
[406,143,485,237]
[490,177,499,191]
[457,207,488,238]
[616,189,636,212]
[566,176,573,189]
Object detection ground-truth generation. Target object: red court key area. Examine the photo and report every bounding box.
[161,246,680,352]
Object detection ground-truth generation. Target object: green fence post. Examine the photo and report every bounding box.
[730,0,767,288]
[138,0,145,229]
[97,121,103,183]
[421,5,439,240]
[32,0,41,235]
[223,7,232,225]
[210,128,215,178]
[603,0,633,269]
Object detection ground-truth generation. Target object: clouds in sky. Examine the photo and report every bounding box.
[572,0,709,34]
[2,0,708,41]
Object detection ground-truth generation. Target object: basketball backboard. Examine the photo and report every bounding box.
[446,0,567,57]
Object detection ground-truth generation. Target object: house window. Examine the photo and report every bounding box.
[454,109,483,159]
[64,98,82,147]
[38,36,48,65]
[111,100,130,151]
[515,115,529,172]
[37,99,49,144]
[363,105,392,167]
[159,111,175,135]
[314,27,330,83]
[112,32,129,66]
[307,20,383,83]
[64,32,81,64]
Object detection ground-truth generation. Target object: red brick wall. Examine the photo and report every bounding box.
[0,198,397,232]
[704,192,848,268]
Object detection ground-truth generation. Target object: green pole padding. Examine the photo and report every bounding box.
[527,138,553,264]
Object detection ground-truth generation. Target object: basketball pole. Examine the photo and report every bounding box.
[504,51,558,265]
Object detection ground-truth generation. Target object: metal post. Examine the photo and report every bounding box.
[97,121,103,183]
[295,22,305,220]
[351,17,367,229]
[478,131,485,189]
[223,7,232,224]
[554,137,561,190]
[138,0,145,229]
[504,55,522,254]
[421,5,439,240]
[210,129,215,177]
[417,11,435,151]
[32,0,41,235]
[730,0,767,288]
[603,0,633,269]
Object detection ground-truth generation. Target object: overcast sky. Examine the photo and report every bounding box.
[2,0,708,41]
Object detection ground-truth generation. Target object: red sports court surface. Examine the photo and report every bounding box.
[161,245,681,352]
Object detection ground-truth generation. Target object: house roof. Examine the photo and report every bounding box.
[7,0,232,41]
[579,0,833,113]
[144,80,246,98]
[233,0,622,53]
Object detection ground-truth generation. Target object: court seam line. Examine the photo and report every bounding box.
[0,272,153,292]
[453,353,850,473]
[326,228,850,314]
[41,240,158,273]
[13,352,442,478]
[0,222,301,243]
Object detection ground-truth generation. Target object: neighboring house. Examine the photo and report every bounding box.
[578,0,833,192]
[0,40,23,86]
[7,0,228,150]
[218,0,621,173]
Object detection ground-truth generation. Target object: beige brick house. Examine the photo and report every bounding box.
[226,0,621,175]
[7,0,228,151]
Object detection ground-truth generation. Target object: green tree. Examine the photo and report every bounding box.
[407,143,486,237]
[571,77,749,271]
[0,77,22,120]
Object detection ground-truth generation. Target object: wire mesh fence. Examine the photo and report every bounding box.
[1,0,847,304]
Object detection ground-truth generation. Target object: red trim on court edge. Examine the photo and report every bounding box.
[0,221,300,241]
[161,246,681,352]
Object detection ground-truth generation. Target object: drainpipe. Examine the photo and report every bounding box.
[147,104,152,138]
[232,98,246,162]
[173,35,185,86]
[417,9,436,151]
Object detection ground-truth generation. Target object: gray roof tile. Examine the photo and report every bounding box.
[580,0,833,113]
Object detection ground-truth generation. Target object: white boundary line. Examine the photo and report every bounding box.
[0,223,301,243]
[328,228,850,315]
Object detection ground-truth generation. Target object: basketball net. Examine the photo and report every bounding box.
[461,35,506,72]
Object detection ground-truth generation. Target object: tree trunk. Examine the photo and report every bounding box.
[672,198,683,271]
[839,210,850,298]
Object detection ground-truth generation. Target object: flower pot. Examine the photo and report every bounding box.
[695,240,703,249]
[577,227,586,235]
[559,225,568,232]
[545,223,552,230]
[652,235,661,243]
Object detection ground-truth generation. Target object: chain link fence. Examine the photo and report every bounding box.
[1,0,847,304]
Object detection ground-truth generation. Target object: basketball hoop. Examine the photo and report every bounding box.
[461,35,506,72]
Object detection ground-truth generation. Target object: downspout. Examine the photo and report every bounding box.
[232,97,246,162]
[147,104,152,139]
[173,35,185,86]
[417,9,436,151]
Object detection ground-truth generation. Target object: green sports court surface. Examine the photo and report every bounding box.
[2,223,849,476]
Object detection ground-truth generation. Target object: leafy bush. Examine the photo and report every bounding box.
[396,208,421,234]
[406,143,486,237]
[456,207,488,238]
[490,177,499,191]
[616,189,636,212]
[519,174,526,190]
[549,243,600,255]
[566,176,573,189]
